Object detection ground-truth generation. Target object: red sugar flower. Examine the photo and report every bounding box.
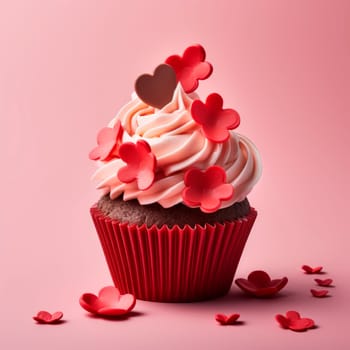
[191,93,240,143]
[165,44,213,93]
[117,140,156,191]
[275,311,315,332]
[79,286,136,317]
[89,120,123,161]
[314,278,333,287]
[182,166,234,213]
[302,265,323,274]
[33,311,63,324]
[235,270,288,297]
[215,313,240,325]
[310,289,329,298]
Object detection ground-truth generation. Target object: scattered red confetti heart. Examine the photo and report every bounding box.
[182,166,234,213]
[33,311,63,324]
[310,289,329,298]
[165,44,213,93]
[235,270,288,297]
[275,311,315,332]
[135,64,177,109]
[79,286,136,317]
[314,278,333,287]
[118,140,157,190]
[89,120,123,161]
[191,93,240,143]
[215,313,240,325]
[301,265,323,274]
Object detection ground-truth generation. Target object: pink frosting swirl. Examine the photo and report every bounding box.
[92,84,262,209]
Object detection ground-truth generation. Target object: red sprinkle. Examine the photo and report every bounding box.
[301,265,323,274]
[33,311,63,324]
[215,313,240,325]
[314,278,333,287]
[275,311,315,332]
[310,289,329,298]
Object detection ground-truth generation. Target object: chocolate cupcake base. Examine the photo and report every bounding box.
[97,195,251,228]
[90,199,257,302]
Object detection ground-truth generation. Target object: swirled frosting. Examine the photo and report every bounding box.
[91,84,262,209]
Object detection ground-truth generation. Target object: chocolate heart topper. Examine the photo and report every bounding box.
[135,64,177,109]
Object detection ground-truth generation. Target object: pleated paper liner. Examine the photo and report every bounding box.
[90,205,257,302]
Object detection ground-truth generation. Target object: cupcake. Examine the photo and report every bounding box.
[89,45,262,302]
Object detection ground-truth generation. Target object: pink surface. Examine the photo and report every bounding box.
[0,0,349,348]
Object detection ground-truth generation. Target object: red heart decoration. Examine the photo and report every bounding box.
[135,64,177,109]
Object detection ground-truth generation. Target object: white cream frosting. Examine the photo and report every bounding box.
[92,84,262,209]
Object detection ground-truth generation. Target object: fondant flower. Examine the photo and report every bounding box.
[235,270,288,297]
[191,93,240,143]
[302,265,323,274]
[33,311,63,324]
[165,44,213,93]
[310,289,329,298]
[314,278,333,287]
[215,313,240,325]
[118,140,156,190]
[275,311,315,332]
[79,286,136,317]
[89,120,123,161]
[182,166,234,213]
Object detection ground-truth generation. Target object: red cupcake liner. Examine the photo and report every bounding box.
[90,205,257,302]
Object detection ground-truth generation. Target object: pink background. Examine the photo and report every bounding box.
[1,0,349,348]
